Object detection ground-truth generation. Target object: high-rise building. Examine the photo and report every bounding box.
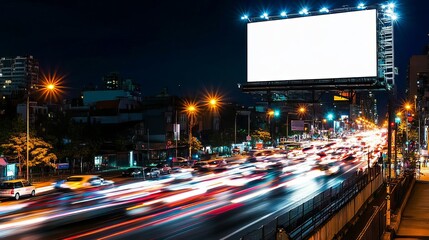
[410,45,429,149]
[408,54,429,99]
[0,56,40,97]
[358,92,378,124]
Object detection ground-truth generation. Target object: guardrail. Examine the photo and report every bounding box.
[240,166,381,240]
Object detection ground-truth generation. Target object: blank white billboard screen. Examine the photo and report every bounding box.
[247,9,377,82]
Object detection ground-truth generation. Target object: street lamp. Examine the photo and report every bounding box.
[405,103,411,156]
[394,114,401,177]
[185,102,198,161]
[327,113,334,138]
[298,107,306,117]
[26,75,63,181]
[183,93,223,161]
[266,110,274,144]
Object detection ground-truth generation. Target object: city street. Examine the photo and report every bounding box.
[0,131,385,239]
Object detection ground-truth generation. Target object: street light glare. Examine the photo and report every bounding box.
[38,71,66,103]
[188,105,196,112]
[405,104,411,110]
[203,90,223,112]
[210,99,217,106]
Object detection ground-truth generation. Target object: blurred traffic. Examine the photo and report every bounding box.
[0,129,387,239]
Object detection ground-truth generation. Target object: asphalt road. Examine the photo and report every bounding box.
[1,132,385,240]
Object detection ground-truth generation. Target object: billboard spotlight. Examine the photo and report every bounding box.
[382,2,398,21]
[260,12,269,20]
[299,8,309,15]
[319,7,329,13]
[357,3,366,10]
[280,11,287,17]
[241,15,249,20]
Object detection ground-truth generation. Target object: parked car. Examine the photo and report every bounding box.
[122,167,144,177]
[146,168,160,178]
[56,175,114,191]
[0,179,36,200]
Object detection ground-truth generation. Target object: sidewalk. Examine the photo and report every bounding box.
[394,165,429,238]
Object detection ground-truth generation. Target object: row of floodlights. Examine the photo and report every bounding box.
[241,2,397,21]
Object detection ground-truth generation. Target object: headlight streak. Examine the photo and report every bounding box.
[2,130,388,239]
[67,201,226,240]
[0,203,29,215]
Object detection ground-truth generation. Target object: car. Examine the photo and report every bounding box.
[317,162,341,176]
[171,167,183,173]
[57,175,114,191]
[160,164,172,174]
[122,167,143,177]
[192,161,211,171]
[145,167,160,178]
[0,179,36,200]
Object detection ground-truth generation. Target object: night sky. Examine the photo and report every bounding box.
[1,0,428,105]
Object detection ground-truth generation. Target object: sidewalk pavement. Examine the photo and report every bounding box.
[394,165,429,238]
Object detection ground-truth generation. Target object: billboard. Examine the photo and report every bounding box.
[291,120,305,131]
[247,9,377,82]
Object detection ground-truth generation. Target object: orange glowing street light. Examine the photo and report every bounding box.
[183,100,200,161]
[27,71,65,181]
[297,105,307,119]
[405,103,411,111]
[204,91,223,112]
[38,71,66,103]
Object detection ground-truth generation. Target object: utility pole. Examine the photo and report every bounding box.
[175,111,178,166]
[386,91,393,230]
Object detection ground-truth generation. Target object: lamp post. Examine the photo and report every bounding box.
[26,80,60,181]
[327,113,334,139]
[184,94,221,161]
[267,109,274,143]
[185,104,197,161]
[394,115,401,178]
[26,95,30,181]
[405,104,411,159]
[298,107,307,140]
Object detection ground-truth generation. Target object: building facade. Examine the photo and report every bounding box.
[0,56,40,97]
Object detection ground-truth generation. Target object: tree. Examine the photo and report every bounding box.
[251,129,271,143]
[1,133,57,177]
[181,136,202,156]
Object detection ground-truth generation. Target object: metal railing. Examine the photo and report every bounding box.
[241,166,381,240]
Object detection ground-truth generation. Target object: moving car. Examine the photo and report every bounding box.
[56,175,114,191]
[0,179,36,200]
[317,162,341,176]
